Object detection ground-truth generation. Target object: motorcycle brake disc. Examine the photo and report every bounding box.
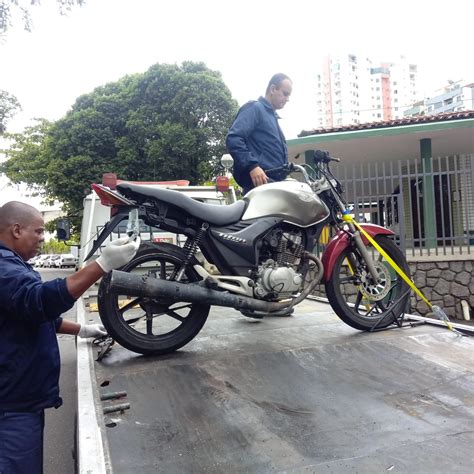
[358,262,391,301]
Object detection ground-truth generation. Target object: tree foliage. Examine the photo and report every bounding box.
[1,118,52,194]
[0,0,84,34]
[42,238,72,254]
[0,89,21,133]
[1,62,239,217]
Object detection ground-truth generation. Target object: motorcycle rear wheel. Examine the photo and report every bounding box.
[325,235,410,331]
[97,242,210,355]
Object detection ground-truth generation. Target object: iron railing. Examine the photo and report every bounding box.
[332,154,474,256]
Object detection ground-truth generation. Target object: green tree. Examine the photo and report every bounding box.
[0,89,21,133]
[0,0,84,34]
[2,62,239,216]
[1,118,52,194]
[42,238,71,255]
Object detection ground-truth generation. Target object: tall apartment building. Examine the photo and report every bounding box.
[315,54,420,128]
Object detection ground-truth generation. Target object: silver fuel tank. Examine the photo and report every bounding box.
[242,179,330,227]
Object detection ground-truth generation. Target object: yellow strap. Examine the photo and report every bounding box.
[342,214,431,307]
[342,214,458,332]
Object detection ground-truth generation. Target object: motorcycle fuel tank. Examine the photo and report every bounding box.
[242,179,330,227]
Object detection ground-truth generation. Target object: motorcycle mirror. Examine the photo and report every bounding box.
[221,154,234,171]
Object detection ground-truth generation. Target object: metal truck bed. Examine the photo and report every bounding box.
[77,298,474,473]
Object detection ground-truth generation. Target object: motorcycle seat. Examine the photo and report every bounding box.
[116,183,247,226]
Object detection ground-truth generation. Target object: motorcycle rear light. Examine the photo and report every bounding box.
[216,176,229,192]
[92,183,133,207]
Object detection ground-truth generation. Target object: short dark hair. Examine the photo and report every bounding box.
[266,73,291,94]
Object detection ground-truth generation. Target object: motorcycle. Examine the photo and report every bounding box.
[86,150,410,355]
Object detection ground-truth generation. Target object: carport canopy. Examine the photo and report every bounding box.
[287,111,474,164]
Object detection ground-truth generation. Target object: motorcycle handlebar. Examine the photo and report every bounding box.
[265,150,340,182]
[313,150,340,163]
[267,151,339,176]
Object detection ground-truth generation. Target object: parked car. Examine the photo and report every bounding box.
[35,255,51,268]
[28,255,41,266]
[55,253,77,269]
[44,255,60,268]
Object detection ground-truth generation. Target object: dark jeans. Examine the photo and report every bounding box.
[0,410,44,474]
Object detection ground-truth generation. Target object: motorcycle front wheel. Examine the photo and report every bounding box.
[97,242,210,355]
[325,235,410,331]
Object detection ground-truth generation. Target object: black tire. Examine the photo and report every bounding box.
[325,235,410,331]
[97,242,210,355]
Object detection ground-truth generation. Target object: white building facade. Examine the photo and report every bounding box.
[315,54,420,128]
[404,82,474,117]
[0,177,63,230]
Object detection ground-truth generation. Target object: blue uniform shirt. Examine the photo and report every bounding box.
[0,243,76,412]
[226,96,288,191]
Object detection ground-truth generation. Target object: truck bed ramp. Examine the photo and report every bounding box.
[77,299,474,473]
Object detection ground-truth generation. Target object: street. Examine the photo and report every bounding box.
[39,268,77,474]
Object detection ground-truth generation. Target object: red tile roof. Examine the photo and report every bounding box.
[298,110,474,138]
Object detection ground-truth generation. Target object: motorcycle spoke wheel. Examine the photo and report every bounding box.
[98,243,210,355]
[325,235,410,331]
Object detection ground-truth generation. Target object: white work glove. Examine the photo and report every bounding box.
[96,236,140,273]
[78,323,107,339]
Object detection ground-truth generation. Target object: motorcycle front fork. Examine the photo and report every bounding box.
[346,222,380,282]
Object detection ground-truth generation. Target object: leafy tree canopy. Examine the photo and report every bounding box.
[42,238,72,254]
[1,61,239,219]
[0,0,84,34]
[0,89,21,133]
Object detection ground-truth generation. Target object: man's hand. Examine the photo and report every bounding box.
[78,323,107,339]
[96,236,140,273]
[249,166,268,188]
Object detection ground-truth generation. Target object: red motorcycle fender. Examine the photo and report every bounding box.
[321,224,395,283]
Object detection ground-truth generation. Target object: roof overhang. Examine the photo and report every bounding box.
[287,119,474,164]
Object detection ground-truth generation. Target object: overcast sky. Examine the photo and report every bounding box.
[2,0,474,140]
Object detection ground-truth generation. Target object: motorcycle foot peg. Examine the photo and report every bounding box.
[239,310,265,320]
[203,277,219,289]
[241,308,294,319]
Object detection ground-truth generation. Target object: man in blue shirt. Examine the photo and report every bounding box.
[0,201,139,473]
[226,73,292,194]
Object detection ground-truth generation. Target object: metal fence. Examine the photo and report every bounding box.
[332,154,474,257]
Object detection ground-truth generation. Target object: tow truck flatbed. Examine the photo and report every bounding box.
[77,298,474,473]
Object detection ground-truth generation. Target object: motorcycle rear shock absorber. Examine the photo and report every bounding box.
[175,223,209,281]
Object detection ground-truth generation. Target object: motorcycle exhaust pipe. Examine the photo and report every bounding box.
[109,270,292,313]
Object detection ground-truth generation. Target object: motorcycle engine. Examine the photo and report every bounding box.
[254,229,305,300]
